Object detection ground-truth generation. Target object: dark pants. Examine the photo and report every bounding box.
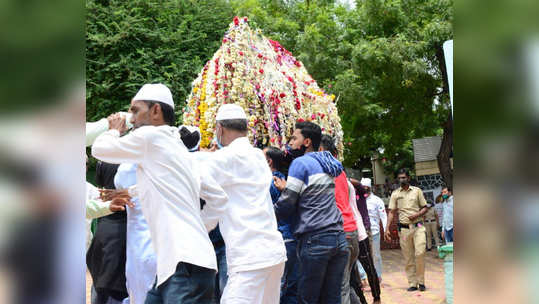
[444,228,454,242]
[281,240,299,304]
[145,262,215,304]
[355,237,381,302]
[297,230,349,304]
[342,231,360,304]
[213,245,228,303]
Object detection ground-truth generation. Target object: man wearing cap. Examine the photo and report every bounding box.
[385,168,429,292]
[361,178,387,283]
[199,104,286,304]
[92,83,229,303]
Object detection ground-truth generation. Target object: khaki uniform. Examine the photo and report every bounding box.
[424,207,440,249]
[389,186,428,287]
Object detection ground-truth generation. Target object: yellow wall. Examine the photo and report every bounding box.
[415,160,440,176]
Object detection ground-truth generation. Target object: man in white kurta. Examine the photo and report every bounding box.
[199,104,286,304]
[92,83,228,304]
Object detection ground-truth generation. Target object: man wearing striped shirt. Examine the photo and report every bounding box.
[274,122,349,304]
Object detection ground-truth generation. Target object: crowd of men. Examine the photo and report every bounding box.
[85,83,454,304]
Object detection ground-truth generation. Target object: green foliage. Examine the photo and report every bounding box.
[86,0,235,123]
[231,0,453,173]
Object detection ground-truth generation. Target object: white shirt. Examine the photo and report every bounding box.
[442,196,454,231]
[114,163,156,304]
[199,137,286,274]
[347,180,368,241]
[92,125,228,286]
[366,193,387,235]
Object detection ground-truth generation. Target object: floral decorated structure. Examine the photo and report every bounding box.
[182,16,343,156]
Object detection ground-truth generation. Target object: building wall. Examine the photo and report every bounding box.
[415,160,440,176]
[372,158,388,185]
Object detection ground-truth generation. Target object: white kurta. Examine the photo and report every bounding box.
[114,163,156,304]
[92,125,228,286]
[199,137,286,274]
[366,193,387,235]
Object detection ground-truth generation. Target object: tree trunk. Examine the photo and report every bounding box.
[435,44,453,188]
[437,113,453,188]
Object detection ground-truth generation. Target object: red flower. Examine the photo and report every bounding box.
[239,51,244,56]
[222,38,227,43]
[294,61,301,67]
[233,16,239,26]
[259,69,264,74]
[244,17,248,22]
[298,118,305,122]
[321,114,325,119]
[257,53,263,58]
[279,93,286,98]
[224,90,229,95]
[255,84,260,90]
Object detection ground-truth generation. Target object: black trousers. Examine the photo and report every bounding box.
[350,237,381,303]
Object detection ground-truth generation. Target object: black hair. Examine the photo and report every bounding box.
[144,101,176,126]
[397,168,410,177]
[295,121,322,150]
[442,186,453,193]
[179,127,201,151]
[218,119,248,132]
[320,134,337,156]
[265,146,285,172]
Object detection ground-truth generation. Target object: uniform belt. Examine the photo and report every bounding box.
[398,222,423,229]
[425,219,436,223]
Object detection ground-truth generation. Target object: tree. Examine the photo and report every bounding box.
[86,0,235,122]
[231,0,453,183]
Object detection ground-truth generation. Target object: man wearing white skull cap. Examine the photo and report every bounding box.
[361,177,387,282]
[92,83,228,303]
[198,104,286,304]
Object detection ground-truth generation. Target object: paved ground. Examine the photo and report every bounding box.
[363,249,447,304]
[87,248,447,304]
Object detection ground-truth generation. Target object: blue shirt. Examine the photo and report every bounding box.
[271,171,294,241]
[274,151,344,238]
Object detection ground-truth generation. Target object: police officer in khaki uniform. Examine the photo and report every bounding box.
[384,168,430,292]
[424,202,440,251]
